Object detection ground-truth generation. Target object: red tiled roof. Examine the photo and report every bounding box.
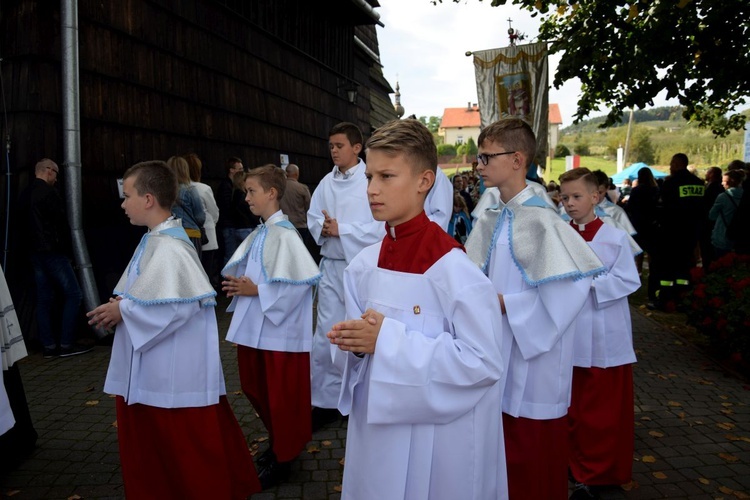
[441,103,563,127]
[549,103,562,125]
[440,106,481,128]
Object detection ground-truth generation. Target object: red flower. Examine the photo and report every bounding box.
[717,318,728,331]
[690,267,705,282]
[708,297,724,309]
[702,316,713,326]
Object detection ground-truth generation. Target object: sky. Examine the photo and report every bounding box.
[374,0,674,128]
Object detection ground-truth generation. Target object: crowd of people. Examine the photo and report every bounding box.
[543,156,748,311]
[3,115,747,499]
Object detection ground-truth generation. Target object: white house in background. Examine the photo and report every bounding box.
[548,103,563,157]
[439,103,481,146]
[439,102,564,156]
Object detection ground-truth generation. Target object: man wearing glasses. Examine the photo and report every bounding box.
[19,159,92,358]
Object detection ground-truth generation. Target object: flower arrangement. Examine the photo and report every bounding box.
[685,252,750,361]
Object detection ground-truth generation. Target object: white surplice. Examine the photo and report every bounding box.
[224,211,319,352]
[573,223,640,368]
[486,219,592,418]
[335,244,507,500]
[467,188,600,420]
[307,160,385,408]
[104,219,224,408]
[424,168,453,231]
[0,372,13,436]
[1,267,26,436]
[599,198,637,235]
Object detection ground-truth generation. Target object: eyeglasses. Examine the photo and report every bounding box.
[46,166,59,175]
[476,151,516,166]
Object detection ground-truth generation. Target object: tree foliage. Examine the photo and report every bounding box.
[457,137,479,156]
[574,136,590,156]
[419,116,442,133]
[437,143,458,156]
[554,143,571,157]
[631,128,656,164]
[436,0,750,136]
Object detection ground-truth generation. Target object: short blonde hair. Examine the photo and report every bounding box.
[366,119,437,174]
[559,167,598,191]
[245,165,286,200]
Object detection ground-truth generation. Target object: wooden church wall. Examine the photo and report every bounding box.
[0,0,381,313]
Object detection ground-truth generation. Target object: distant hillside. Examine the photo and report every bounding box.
[561,106,687,135]
[558,106,748,167]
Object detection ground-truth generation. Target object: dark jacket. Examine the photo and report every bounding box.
[660,169,705,241]
[626,184,660,253]
[216,177,258,229]
[18,178,73,256]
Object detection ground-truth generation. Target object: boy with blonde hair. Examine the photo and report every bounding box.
[222,165,320,489]
[466,118,604,500]
[87,161,260,499]
[559,168,640,498]
[328,119,506,499]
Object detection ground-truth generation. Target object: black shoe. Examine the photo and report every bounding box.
[258,458,291,490]
[570,483,599,500]
[311,407,340,433]
[43,347,60,359]
[255,448,276,469]
[646,301,657,310]
[59,343,94,358]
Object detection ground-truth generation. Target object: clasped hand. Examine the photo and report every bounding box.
[222,275,258,297]
[321,210,339,237]
[86,297,123,331]
[327,308,383,355]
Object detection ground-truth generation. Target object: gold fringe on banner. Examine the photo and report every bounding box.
[473,48,547,69]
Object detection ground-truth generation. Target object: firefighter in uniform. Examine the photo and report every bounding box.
[652,153,704,310]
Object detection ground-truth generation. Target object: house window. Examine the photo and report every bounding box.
[456,135,464,145]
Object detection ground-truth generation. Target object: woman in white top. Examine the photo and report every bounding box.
[185,153,221,288]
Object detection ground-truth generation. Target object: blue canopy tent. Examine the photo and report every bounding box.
[610,162,668,185]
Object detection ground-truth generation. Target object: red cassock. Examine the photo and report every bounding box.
[568,217,635,486]
[238,345,311,462]
[568,365,634,485]
[116,396,261,499]
[503,414,569,500]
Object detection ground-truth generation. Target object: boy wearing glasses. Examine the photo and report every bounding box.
[328,119,507,499]
[466,118,604,500]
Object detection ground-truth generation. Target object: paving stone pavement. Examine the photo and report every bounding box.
[1,302,749,499]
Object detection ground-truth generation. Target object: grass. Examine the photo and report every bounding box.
[545,156,618,183]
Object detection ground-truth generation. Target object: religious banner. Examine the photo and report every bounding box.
[473,42,549,170]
